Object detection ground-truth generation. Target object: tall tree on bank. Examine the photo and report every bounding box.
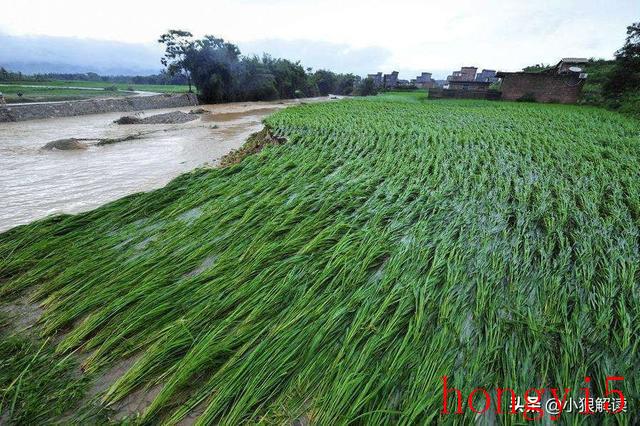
[157,30,365,102]
[188,36,242,102]
[158,30,196,93]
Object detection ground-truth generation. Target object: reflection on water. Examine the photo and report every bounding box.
[0,98,324,232]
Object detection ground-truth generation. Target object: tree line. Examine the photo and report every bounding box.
[158,30,376,102]
[0,68,189,85]
[602,21,640,116]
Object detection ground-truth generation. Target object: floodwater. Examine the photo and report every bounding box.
[0,98,325,232]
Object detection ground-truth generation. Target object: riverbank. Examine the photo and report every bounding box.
[0,93,198,122]
[0,80,191,104]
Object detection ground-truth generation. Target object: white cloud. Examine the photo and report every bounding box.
[0,0,635,78]
[240,39,391,76]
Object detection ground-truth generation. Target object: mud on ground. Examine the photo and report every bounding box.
[115,111,202,125]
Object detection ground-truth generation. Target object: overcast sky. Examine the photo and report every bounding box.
[0,0,636,78]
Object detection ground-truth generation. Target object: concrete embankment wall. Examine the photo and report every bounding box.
[0,93,199,122]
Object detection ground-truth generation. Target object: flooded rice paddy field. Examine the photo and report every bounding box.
[0,98,325,232]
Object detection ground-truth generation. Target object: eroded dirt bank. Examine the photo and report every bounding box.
[0,97,328,232]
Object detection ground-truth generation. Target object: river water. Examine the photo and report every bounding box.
[0,98,323,232]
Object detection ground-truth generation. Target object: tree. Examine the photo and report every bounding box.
[336,73,360,95]
[616,22,640,59]
[233,56,278,101]
[357,77,378,96]
[189,40,239,102]
[603,22,640,97]
[262,56,309,99]
[522,63,551,73]
[156,29,369,102]
[195,37,242,102]
[158,30,196,92]
[313,69,338,96]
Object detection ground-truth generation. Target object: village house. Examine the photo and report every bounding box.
[412,72,436,88]
[383,71,399,88]
[367,71,436,89]
[367,71,401,88]
[430,65,499,99]
[446,66,478,83]
[367,72,384,88]
[475,69,498,83]
[496,58,588,104]
[443,66,490,90]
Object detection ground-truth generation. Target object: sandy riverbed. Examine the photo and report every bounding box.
[0,97,329,232]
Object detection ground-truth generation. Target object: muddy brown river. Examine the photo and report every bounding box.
[0,98,327,232]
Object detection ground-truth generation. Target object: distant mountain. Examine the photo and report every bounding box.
[0,33,163,76]
[0,33,396,78]
[0,33,425,79]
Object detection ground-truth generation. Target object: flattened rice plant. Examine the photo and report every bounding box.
[1,95,639,424]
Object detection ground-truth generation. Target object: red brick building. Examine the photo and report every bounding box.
[447,66,478,82]
[496,58,588,104]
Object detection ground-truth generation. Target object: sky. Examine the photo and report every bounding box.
[0,0,637,78]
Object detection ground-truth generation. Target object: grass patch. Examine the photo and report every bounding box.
[0,84,132,103]
[0,80,191,103]
[0,95,639,424]
[0,80,190,93]
[0,333,90,424]
[374,90,428,102]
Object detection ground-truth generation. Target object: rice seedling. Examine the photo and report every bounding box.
[0,94,639,424]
